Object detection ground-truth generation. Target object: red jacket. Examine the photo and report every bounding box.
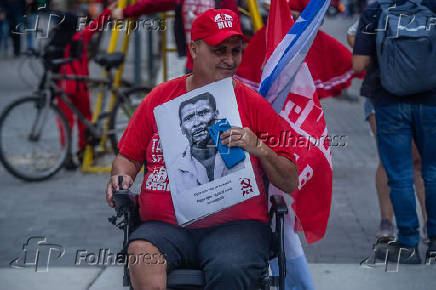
[58,9,112,93]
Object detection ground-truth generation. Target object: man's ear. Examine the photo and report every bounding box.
[189,41,199,60]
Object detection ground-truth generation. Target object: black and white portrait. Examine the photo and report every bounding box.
[173,92,244,192]
[154,78,259,225]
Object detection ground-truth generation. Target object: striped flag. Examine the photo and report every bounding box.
[237,0,332,244]
[263,0,331,244]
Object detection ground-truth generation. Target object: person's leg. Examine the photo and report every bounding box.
[375,104,418,247]
[411,140,427,224]
[128,240,167,290]
[7,13,19,56]
[364,98,395,239]
[412,105,436,241]
[198,220,271,290]
[368,113,394,223]
[128,221,198,290]
[25,14,36,50]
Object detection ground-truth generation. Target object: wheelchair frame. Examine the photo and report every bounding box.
[109,177,288,290]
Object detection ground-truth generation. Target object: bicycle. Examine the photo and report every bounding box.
[0,48,151,181]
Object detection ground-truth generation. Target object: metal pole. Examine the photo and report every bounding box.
[148,27,153,84]
[246,0,264,31]
[134,28,141,85]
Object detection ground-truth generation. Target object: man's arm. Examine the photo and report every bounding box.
[352,4,379,73]
[106,153,143,208]
[220,128,298,193]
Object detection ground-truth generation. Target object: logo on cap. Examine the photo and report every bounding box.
[214,13,233,30]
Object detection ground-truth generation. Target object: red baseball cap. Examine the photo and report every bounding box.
[191,9,248,46]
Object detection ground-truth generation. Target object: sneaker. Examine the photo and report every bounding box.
[386,241,421,264]
[376,219,395,242]
[426,237,436,264]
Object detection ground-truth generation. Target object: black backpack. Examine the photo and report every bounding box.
[376,0,436,95]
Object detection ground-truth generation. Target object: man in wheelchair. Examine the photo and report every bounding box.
[106,9,298,290]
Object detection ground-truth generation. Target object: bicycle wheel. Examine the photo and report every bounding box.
[108,88,151,153]
[0,96,71,181]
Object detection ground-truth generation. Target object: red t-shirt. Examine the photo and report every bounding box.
[118,75,295,228]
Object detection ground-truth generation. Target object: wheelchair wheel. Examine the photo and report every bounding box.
[0,96,71,181]
[108,87,151,153]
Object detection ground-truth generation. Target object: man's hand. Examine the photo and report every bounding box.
[221,127,298,193]
[352,55,371,73]
[220,127,265,157]
[106,174,133,208]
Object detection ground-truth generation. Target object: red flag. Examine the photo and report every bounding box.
[237,0,363,99]
[236,0,332,244]
[265,0,294,61]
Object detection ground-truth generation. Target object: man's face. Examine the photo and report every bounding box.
[180,99,217,148]
[190,36,243,82]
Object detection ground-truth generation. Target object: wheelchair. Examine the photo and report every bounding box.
[109,176,288,290]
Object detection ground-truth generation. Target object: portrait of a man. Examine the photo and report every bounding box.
[170,92,244,192]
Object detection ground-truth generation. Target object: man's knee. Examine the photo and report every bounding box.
[205,256,267,287]
[128,240,159,255]
[207,261,245,279]
[128,240,167,290]
[128,240,167,266]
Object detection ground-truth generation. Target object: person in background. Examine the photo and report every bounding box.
[55,3,116,168]
[4,0,25,56]
[352,0,436,264]
[347,19,427,243]
[0,3,10,56]
[24,0,37,50]
[111,0,238,72]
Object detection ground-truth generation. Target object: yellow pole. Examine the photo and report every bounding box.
[82,0,132,172]
[246,0,263,31]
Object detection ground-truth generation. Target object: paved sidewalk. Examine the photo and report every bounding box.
[1,263,435,290]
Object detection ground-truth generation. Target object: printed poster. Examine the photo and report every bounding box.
[154,78,260,225]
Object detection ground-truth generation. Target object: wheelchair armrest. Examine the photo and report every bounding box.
[270,195,288,216]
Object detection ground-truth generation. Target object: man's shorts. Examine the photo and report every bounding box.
[128,219,272,273]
